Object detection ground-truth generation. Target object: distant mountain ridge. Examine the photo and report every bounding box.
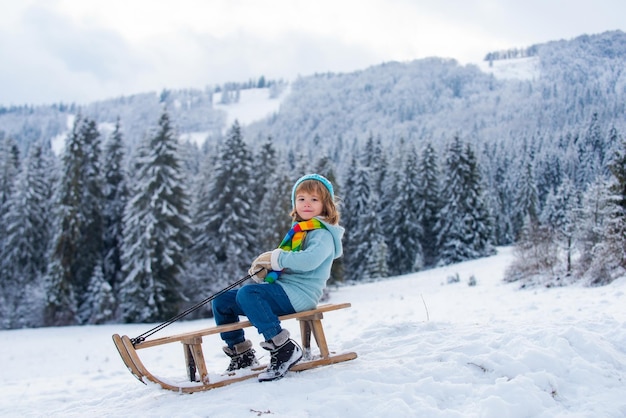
[245,30,625,153]
[0,30,624,157]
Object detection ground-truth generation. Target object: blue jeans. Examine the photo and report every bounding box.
[212,283,296,348]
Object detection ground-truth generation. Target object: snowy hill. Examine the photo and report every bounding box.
[2,247,625,417]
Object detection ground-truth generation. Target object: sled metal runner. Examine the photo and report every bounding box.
[112,303,357,393]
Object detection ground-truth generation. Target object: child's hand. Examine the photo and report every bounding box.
[249,252,272,283]
[248,266,267,283]
[251,251,272,269]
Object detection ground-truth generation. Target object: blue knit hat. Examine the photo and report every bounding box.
[291,173,334,208]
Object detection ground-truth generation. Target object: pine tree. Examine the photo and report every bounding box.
[78,261,116,324]
[609,132,626,216]
[342,160,373,281]
[535,151,564,216]
[119,110,192,323]
[584,132,626,284]
[513,153,539,238]
[102,119,128,296]
[197,121,256,281]
[490,152,516,245]
[463,143,495,258]
[436,137,494,265]
[337,156,360,282]
[45,116,89,326]
[436,137,468,265]
[254,137,288,253]
[379,158,401,260]
[44,116,105,324]
[257,170,292,254]
[0,141,55,328]
[540,178,579,276]
[387,147,423,275]
[359,192,389,280]
[0,136,20,246]
[185,147,220,317]
[416,143,441,267]
[75,117,105,323]
[576,179,613,278]
[577,113,603,188]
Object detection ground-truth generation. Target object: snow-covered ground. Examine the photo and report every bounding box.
[213,86,289,128]
[475,56,540,80]
[2,247,625,417]
[180,86,290,147]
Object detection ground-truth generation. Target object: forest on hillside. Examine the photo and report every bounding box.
[0,31,625,329]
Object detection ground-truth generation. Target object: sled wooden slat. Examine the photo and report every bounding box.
[112,302,357,393]
[112,333,144,382]
[182,337,209,383]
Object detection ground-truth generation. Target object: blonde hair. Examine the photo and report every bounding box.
[290,179,340,224]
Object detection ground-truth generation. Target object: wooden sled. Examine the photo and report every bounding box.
[112,302,357,393]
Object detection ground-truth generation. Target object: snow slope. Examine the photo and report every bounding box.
[2,247,625,417]
[475,56,540,80]
[213,86,289,128]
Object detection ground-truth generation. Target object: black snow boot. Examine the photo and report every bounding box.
[258,329,303,382]
[223,340,259,372]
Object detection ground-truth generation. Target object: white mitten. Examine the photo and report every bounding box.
[248,252,272,283]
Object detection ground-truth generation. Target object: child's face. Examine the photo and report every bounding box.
[294,191,324,221]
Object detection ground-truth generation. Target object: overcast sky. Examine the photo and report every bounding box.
[1,0,624,106]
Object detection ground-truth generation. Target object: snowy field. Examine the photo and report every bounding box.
[1,247,625,418]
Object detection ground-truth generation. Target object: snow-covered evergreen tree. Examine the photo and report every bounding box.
[0,135,20,246]
[387,146,423,275]
[0,141,55,328]
[78,261,116,324]
[254,137,289,253]
[436,137,494,265]
[342,159,373,281]
[463,142,495,257]
[583,134,626,285]
[102,119,128,298]
[576,113,604,188]
[512,151,539,238]
[359,192,389,280]
[256,170,292,253]
[361,135,387,201]
[75,117,105,323]
[416,142,441,267]
[45,116,91,326]
[484,141,520,246]
[576,179,613,279]
[119,110,191,323]
[535,149,564,216]
[184,146,220,317]
[541,178,579,277]
[195,120,256,282]
[379,155,402,256]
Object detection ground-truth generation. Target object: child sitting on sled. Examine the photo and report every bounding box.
[211,173,344,382]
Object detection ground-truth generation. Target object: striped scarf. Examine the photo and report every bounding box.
[265,218,325,283]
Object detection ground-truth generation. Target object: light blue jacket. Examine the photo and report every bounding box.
[270,217,344,311]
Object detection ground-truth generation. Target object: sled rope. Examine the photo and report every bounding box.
[130,269,263,346]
